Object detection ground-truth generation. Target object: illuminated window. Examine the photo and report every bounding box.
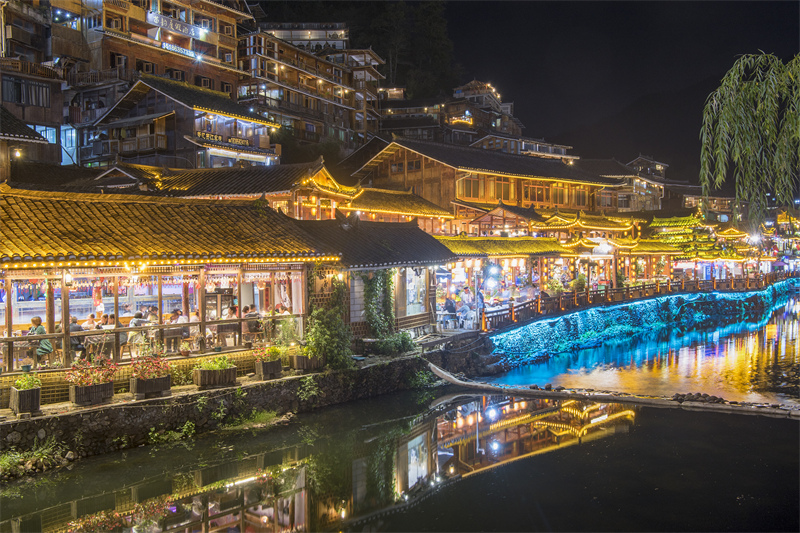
[458,176,482,199]
[574,187,587,207]
[494,176,513,201]
[552,185,567,205]
[522,182,549,204]
[599,191,614,207]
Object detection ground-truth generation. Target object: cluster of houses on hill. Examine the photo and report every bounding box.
[0,1,797,372]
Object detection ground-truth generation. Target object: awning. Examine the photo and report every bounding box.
[98,111,174,129]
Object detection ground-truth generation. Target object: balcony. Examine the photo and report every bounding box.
[67,67,139,87]
[121,134,167,153]
[0,58,61,80]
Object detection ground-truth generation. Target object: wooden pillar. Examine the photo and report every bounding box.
[198,269,206,353]
[538,257,544,292]
[113,275,120,362]
[237,267,243,345]
[5,274,12,372]
[157,274,164,346]
[45,277,55,334]
[61,270,71,366]
[182,278,190,316]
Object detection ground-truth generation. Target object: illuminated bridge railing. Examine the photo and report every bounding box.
[480,271,799,332]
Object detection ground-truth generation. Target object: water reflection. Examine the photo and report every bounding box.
[487,297,800,404]
[0,394,635,533]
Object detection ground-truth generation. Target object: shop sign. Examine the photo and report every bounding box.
[228,136,251,146]
[197,131,223,142]
[147,12,208,40]
[161,41,196,59]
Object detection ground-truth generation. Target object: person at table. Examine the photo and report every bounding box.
[165,309,183,352]
[29,316,53,365]
[109,313,128,358]
[83,313,97,330]
[461,287,475,309]
[68,316,86,359]
[456,300,470,328]
[95,314,110,329]
[127,312,147,353]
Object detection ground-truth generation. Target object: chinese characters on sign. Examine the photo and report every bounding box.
[228,137,251,146]
[197,131,223,142]
[147,11,208,40]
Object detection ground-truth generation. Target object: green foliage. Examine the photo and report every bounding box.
[196,394,209,412]
[361,270,396,338]
[148,421,195,444]
[211,403,227,421]
[0,437,68,480]
[194,355,234,371]
[14,372,42,390]
[305,278,353,370]
[223,409,277,430]
[616,268,628,287]
[409,369,437,389]
[700,53,800,222]
[546,277,564,294]
[571,274,587,292]
[276,319,299,346]
[297,376,320,403]
[372,331,416,356]
[169,364,193,386]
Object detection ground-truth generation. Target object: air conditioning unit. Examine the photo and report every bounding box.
[200,19,210,29]
[109,18,121,30]
[170,9,180,19]
[142,62,153,74]
[171,70,184,81]
[201,78,210,88]
[115,55,127,67]
[223,25,233,36]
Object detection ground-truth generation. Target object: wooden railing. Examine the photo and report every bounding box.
[479,272,799,332]
[0,58,61,80]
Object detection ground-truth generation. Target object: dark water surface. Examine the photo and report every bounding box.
[1,387,797,532]
[487,296,800,405]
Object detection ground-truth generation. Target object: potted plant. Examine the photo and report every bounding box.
[192,355,237,390]
[65,357,118,406]
[290,346,322,372]
[20,357,33,373]
[179,340,192,357]
[253,345,282,380]
[10,372,42,415]
[130,344,172,400]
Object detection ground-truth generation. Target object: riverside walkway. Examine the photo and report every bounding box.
[479,272,798,332]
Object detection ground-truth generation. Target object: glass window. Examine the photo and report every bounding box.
[553,185,567,205]
[391,162,404,173]
[406,268,426,316]
[494,177,513,201]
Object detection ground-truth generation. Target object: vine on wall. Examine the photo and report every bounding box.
[359,269,414,355]
[305,267,353,370]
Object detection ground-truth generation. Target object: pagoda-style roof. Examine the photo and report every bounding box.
[353,138,624,185]
[434,236,569,257]
[715,226,748,240]
[96,74,279,128]
[295,213,453,269]
[0,106,48,144]
[0,184,336,268]
[650,214,712,229]
[618,240,682,255]
[676,247,748,262]
[529,212,634,232]
[469,202,547,225]
[340,188,453,219]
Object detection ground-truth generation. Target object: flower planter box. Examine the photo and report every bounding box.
[69,382,114,406]
[254,360,282,380]
[10,387,41,415]
[130,375,172,400]
[289,355,323,372]
[193,367,237,390]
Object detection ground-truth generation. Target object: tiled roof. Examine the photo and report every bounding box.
[9,162,103,187]
[99,75,278,128]
[716,226,748,239]
[575,159,636,177]
[295,215,454,269]
[620,240,682,255]
[435,236,569,257]
[156,160,324,197]
[470,202,547,224]
[0,184,334,267]
[650,215,707,228]
[529,212,634,232]
[0,106,47,143]
[356,139,624,185]
[341,188,452,218]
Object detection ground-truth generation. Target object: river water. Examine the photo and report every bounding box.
[1,386,798,532]
[486,295,800,405]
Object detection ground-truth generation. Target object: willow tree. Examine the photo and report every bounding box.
[700,53,800,223]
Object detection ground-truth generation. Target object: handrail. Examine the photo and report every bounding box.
[477,272,798,333]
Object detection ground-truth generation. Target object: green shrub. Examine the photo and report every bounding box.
[14,372,42,390]
[194,355,234,371]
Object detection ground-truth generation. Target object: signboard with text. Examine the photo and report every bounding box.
[147,11,208,40]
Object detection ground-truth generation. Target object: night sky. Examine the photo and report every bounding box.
[445,1,800,183]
